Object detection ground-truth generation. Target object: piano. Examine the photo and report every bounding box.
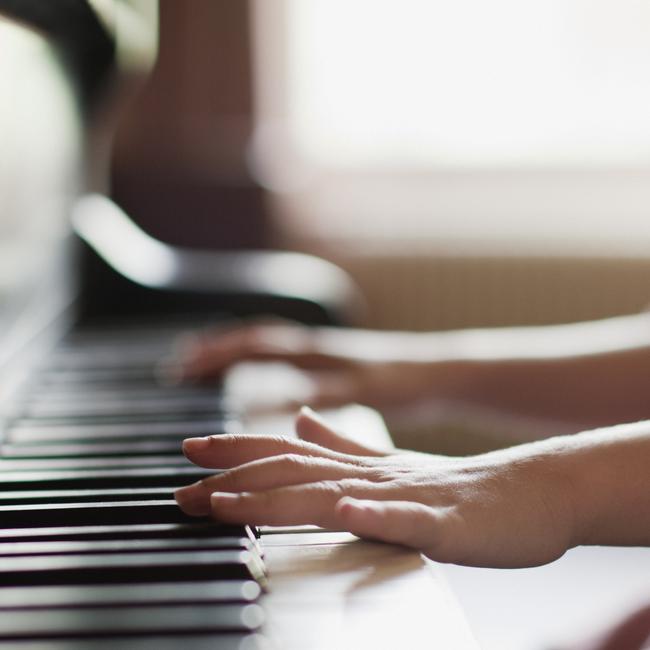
[0,3,478,648]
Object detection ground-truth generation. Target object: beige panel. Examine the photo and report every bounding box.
[327,253,650,331]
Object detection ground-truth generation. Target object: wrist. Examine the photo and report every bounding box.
[510,428,637,549]
[488,439,587,552]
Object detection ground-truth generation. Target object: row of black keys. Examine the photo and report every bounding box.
[0,326,267,648]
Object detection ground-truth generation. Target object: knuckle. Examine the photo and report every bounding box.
[279,453,311,472]
[319,477,369,497]
[215,434,241,448]
[267,434,296,450]
[209,470,242,492]
[313,480,345,497]
[362,466,394,483]
[345,477,378,494]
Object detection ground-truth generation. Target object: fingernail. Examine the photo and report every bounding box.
[182,437,212,453]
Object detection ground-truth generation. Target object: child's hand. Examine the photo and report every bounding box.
[175,407,579,568]
[172,321,441,410]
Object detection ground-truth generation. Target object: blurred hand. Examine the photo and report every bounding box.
[173,321,437,410]
[175,407,577,568]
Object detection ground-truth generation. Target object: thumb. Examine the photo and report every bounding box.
[296,407,387,457]
[335,497,461,562]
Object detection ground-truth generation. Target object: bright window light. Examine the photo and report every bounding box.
[282,0,650,168]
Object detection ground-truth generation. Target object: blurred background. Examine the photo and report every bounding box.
[115,0,650,336]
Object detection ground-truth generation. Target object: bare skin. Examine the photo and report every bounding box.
[175,408,650,569]
[175,313,650,429]
[173,315,650,647]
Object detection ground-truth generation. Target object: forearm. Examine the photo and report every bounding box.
[413,312,650,427]
[507,420,650,548]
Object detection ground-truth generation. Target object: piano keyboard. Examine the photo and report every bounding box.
[0,324,267,648]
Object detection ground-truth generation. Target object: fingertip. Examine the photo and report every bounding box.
[295,405,330,439]
[296,405,321,426]
[296,409,387,458]
[182,436,212,457]
[299,405,317,416]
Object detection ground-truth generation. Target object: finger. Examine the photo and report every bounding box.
[182,433,365,469]
[177,325,347,380]
[208,479,388,528]
[296,407,388,457]
[335,498,461,563]
[175,454,371,516]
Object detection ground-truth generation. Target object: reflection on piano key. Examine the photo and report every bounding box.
[0,603,265,637]
[19,386,222,407]
[0,537,254,556]
[0,487,176,504]
[1,440,185,458]
[0,500,210,527]
[24,395,227,419]
[0,550,265,585]
[0,523,259,543]
[0,580,262,608]
[0,467,215,490]
[7,419,234,443]
[0,456,191,470]
[0,634,268,649]
[0,580,262,609]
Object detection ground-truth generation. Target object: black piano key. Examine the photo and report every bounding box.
[1,440,183,458]
[0,580,261,608]
[60,324,187,345]
[0,500,204,527]
[0,487,174,505]
[0,550,264,585]
[0,456,191,471]
[0,466,214,490]
[0,523,258,543]
[0,603,265,637]
[0,327,268,645]
[0,537,253,556]
[8,419,232,443]
[41,348,167,370]
[28,381,221,397]
[20,389,226,417]
[25,395,227,420]
[0,633,265,649]
[36,367,163,384]
[14,412,230,428]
